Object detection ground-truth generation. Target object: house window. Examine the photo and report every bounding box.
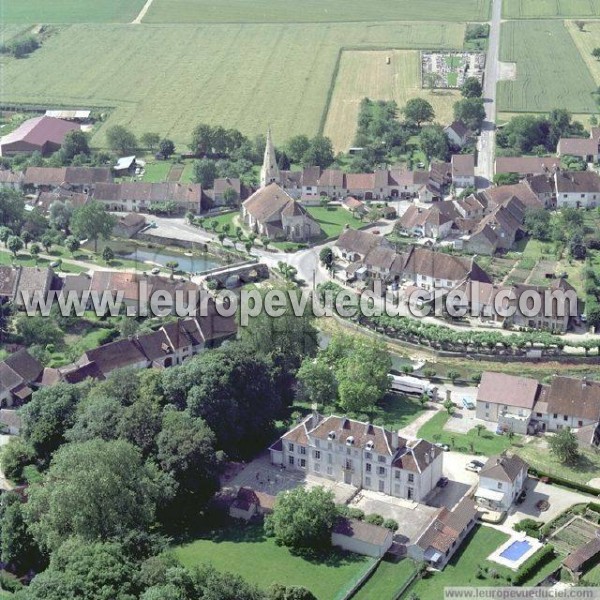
[578,420,584,427]
[378,467,386,476]
[408,473,414,483]
[563,415,568,422]
[553,414,558,419]
[394,471,400,480]
[485,402,490,409]
[536,413,542,417]
[365,477,372,487]
[326,466,333,475]
[288,443,294,452]
[378,456,386,463]
[365,452,372,460]
[497,482,502,490]
[366,463,372,473]
[288,456,294,466]
[314,450,321,460]
[299,458,306,468]
[299,446,306,455]
[378,480,385,492]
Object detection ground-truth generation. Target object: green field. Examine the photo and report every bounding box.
[503,0,600,18]
[306,207,365,238]
[0,21,464,148]
[174,523,375,600]
[0,0,146,23]
[498,20,597,114]
[144,0,490,23]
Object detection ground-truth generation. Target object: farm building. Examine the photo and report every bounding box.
[331,518,393,558]
[0,116,79,157]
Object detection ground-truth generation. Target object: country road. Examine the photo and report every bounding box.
[476,0,502,187]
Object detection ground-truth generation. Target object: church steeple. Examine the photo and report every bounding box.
[260,127,280,188]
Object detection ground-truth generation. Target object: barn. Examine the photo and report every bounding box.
[0,116,79,157]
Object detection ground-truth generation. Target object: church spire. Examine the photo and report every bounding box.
[260,126,280,188]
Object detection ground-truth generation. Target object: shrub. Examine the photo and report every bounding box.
[364,513,384,526]
[347,507,365,520]
[514,518,543,537]
[0,571,23,593]
[383,518,398,531]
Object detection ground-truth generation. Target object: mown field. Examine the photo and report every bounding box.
[0,0,146,23]
[567,19,600,85]
[324,49,460,151]
[498,20,597,114]
[503,0,600,19]
[0,22,464,148]
[144,0,490,23]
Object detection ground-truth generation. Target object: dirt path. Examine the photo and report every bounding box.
[398,404,442,439]
[131,0,154,24]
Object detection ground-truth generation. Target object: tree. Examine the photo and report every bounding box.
[296,358,337,408]
[475,423,486,437]
[166,260,179,279]
[524,208,552,241]
[190,123,215,155]
[0,226,11,246]
[159,138,175,158]
[100,246,115,265]
[41,233,53,252]
[70,201,116,252]
[29,242,41,264]
[319,246,334,271]
[265,486,337,553]
[62,130,90,161]
[1,438,35,482]
[453,98,486,132]
[419,125,450,161]
[443,399,455,415]
[222,186,239,206]
[6,235,22,258]
[447,370,461,383]
[0,189,25,231]
[403,98,435,127]
[593,48,600,60]
[49,199,74,231]
[268,584,317,600]
[64,235,80,256]
[193,158,218,188]
[569,232,587,260]
[25,439,168,551]
[285,135,311,164]
[140,132,161,152]
[548,427,579,464]
[493,172,520,186]
[461,77,483,98]
[301,136,334,168]
[15,314,63,348]
[106,125,138,155]
[156,410,220,523]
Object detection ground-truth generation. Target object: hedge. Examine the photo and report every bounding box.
[529,469,600,496]
[513,544,555,586]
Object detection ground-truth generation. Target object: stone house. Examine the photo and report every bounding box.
[475,453,528,512]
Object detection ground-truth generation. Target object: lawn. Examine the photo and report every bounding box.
[306,206,365,238]
[0,249,85,274]
[0,0,146,23]
[352,558,416,600]
[498,20,597,115]
[174,523,375,600]
[371,393,429,431]
[405,526,512,599]
[503,0,600,18]
[324,50,460,152]
[519,437,600,486]
[144,0,491,23]
[417,411,520,456]
[141,162,173,183]
[0,22,465,148]
[204,211,240,233]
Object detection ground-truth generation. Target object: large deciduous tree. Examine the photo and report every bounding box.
[70,201,116,252]
[402,98,434,127]
[106,125,138,156]
[548,427,579,464]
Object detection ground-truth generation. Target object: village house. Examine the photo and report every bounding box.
[334,229,390,263]
[462,224,499,256]
[92,181,203,214]
[409,497,478,570]
[113,213,147,238]
[554,170,600,208]
[270,414,443,502]
[0,169,24,190]
[23,166,112,193]
[479,181,543,210]
[494,156,561,178]
[241,183,321,241]
[0,266,55,309]
[229,487,275,521]
[30,188,89,214]
[523,174,556,208]
[475,453,528,513]
[543,376,600,432]
[451,154,475,189]
[558,127,600,163]
[341,196,367,218]
[444,121,471,148]
[397,204,456,239]
[332,517,393,558]
[0,116,79,157]
[212,177,242,206]
[0,349,45,407]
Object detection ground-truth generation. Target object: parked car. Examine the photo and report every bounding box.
[50,261,60,268]
[516,490,526,504]
[466,460,485,473]
[462,397,475,410]
[151,267,161,275]
[434,442,450,452]
[437,477,449,488]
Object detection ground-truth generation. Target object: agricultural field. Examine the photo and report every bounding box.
[567,19,600,84]
[324,50,461,151]
[498,20,597,115]
[0,22,465,149]
[503,0,600,19]
[144,0,491,24]
[0,0,146,23]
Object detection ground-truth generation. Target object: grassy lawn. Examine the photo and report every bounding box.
[306,206,364,238]
[498,20,597,114]
[406,526,512,599]
[204,211,240,233]
[417,411,520,456]
[353,558,416,600]
[174,523,375,600]
[324,49,460,152]
[145,0,490,23]
[372,393,429,431]
[0,0,146,23]
[0,22,465,148]
[519,437,600,486]
[0,249,85,275]
[504,0,600,18]
[141,161,173,183]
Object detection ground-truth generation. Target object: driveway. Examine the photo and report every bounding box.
[444,405,496,435]
[504,479,592,528]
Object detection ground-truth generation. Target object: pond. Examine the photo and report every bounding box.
[118,248,222,274]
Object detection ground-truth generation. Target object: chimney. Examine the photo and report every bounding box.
[392,431,399,449]
[425,452,430,465]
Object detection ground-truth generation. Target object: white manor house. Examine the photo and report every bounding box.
[270,414,443,502]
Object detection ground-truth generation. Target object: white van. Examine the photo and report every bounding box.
[390,374,436,398]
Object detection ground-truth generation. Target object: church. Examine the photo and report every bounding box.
[241,130,321,242]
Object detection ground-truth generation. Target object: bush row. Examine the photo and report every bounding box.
[513,544,555,586]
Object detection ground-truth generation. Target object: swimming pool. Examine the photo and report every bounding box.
[499,540,532,561]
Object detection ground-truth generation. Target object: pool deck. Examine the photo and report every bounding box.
[487,533,543,570]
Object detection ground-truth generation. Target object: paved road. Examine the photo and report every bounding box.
[476,0,503,187]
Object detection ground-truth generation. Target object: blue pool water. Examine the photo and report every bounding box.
[500,540,532,561]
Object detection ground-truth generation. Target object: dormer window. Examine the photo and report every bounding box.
[346,436,354,446]
[327,431,336,440]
